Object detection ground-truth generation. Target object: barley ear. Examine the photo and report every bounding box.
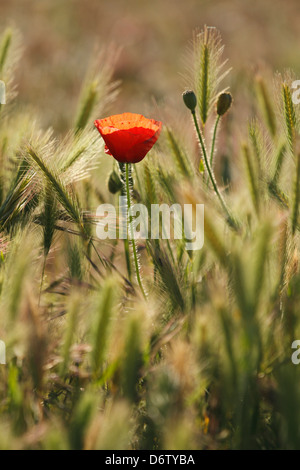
[121,313,143,403]
[42,182,57,256]
[242,143,260,215]
[92,279,116,377]
[282,83,297,153]
[165,127,193,178]
[75,80,98,134]
[26,147,84,235]
[204,214,228,268]
[191,26,230,126]
[271,142,286,185]
[0,28,12,73]
[256,76,276,137]
[74,47,120,134]
[291,153,300,234]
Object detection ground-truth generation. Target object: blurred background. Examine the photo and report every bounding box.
[1,0,300,132]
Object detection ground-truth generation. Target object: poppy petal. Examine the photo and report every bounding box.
[94,113,162,164]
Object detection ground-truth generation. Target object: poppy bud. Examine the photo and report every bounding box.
[216,92,232,116]
[108,170,123,194]
[182,90,197,112]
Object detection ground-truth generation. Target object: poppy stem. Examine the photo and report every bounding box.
[206,114,220,186]
[210,114,221,167]
[119,163,132,281]
[191,110,239,231]
[125,163,147,300]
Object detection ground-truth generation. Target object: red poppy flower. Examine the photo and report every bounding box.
[94,113,162,163]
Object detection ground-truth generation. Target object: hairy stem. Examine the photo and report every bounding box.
[119,163,132,281]
[191,110,239,231]
[125,163,147,299]
[210,114,221,167]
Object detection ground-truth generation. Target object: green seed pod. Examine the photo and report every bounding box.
[216,92,232,116]
[108,170,123,194]
[182,90,197,112]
